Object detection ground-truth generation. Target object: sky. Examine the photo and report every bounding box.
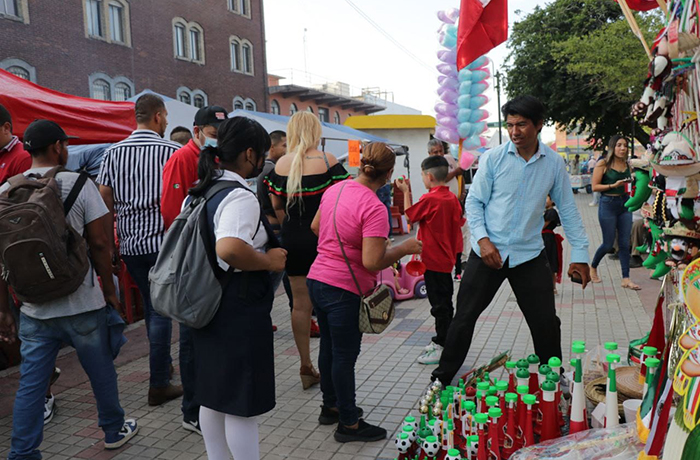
[263,0,550,139]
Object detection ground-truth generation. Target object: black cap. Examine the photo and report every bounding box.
[22,119,78,151]
[194,106,228,127]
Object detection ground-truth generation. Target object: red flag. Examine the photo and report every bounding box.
[457,0,508,70]
[618,0,660,12]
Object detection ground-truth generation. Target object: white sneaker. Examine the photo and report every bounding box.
[44,394,56,425]
[423,341,437,353]
[418,344,443,365]
[588,202,597,207]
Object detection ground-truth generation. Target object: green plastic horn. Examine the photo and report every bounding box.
[625,169,652,212]
[651,261,672,279]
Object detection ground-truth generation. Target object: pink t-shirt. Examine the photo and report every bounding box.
[308,180,390,295]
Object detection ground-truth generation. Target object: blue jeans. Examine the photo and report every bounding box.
[10,308,125,460]
[591,195,633,277]
[121,253,173,388]
[307,279,362,426]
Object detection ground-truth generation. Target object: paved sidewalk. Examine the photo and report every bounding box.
[0,194,656,459]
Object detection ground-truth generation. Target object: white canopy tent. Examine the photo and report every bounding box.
[128,90,198,139]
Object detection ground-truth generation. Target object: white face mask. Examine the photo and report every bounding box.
[200,135,217,149]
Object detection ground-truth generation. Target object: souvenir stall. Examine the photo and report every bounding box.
[391,1,700,458]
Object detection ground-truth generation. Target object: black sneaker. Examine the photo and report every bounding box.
[334,419,387,443]
[182,418,202,435]
[318,405,364,425]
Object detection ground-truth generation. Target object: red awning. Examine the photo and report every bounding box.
[0,69,136,145]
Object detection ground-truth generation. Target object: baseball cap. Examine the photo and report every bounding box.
[194,106,228,127]
[22,119,78,151]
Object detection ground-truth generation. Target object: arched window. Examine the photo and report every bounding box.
[174,22,187,58]
[179,92,191,105]
[233,96,245,110]
[193,94,205,108]
[270,100,280,115]
[108,1,124,42]
[242,43,252,74]
[289,103,298,115]
[114,82,131,101]
[7,66,29,80]
[230,36,241,71]
[306,106,314,114]
[189,23,204,63]
[334,111,341,124]
[245,102,255,111]
[92,79,111,101]
[85,0,103,38]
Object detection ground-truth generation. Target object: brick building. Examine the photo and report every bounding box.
[0,0,267,112]
[267,75,384,124]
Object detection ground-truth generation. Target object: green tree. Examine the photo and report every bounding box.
[505,0,661,149]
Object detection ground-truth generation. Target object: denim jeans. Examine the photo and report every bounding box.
[121,253,173,388]
[307,279,362,426]
[10,308,125,460]
[591,195,633,278]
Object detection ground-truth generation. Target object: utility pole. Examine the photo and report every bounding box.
[303,28,309,85]
[492,61,503,143]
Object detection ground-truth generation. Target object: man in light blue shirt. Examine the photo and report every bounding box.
[433,96,591,385]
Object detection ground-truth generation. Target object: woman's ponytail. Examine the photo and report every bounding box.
[189,146,220,196]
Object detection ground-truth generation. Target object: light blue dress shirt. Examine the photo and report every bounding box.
[466,140,589,267]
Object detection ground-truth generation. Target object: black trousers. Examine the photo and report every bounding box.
[432,251,562,385]
[423,270,454,347]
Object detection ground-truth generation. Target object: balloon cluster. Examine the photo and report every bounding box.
[435,8,490,155]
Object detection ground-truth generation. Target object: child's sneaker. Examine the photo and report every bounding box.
[418,344,443,365]
[44,394,56,425]
[423,341,437,353]
[104,419,138,449]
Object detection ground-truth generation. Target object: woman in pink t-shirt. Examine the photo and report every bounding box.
[307,142,421,443]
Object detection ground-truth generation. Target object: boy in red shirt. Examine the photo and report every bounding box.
[0,104,31,185]
[396,155,465,364]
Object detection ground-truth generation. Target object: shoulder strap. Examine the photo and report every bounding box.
[63,172,89,216]
[322,151,331,170]
[332,182,363,297]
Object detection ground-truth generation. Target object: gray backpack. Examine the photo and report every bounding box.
[149,181,245,328]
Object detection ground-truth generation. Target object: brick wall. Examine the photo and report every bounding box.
[0,0,267,112]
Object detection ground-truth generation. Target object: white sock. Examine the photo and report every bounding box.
[199,406,260,460]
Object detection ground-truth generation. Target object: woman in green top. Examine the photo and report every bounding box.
[589,135,640,289]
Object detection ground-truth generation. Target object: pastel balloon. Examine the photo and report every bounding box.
[439,89,458,103]
[435,103,458,117]
[457,109,472,123]
[449,143,460,158]
[437,63,457,77]
[469,109,488,122]
[460,151,476,169]
[459,81,472,95]
[446,8,460,22]
[458,122,472,138]
[471,69,490,81]
[438,76,459,89]
[445,25,458,38]
[437,10,456,24]
[470,82,489,96]
[469,95,489,109]
[458,68,472,82]
[438,49,457,64]
[441,34,457,48]
[437,116,458,129]
[457,95,471,108]
[463,135,484,149]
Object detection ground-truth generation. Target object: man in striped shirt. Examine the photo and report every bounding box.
[97,94,184,408]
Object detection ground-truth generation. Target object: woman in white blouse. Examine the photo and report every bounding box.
[188,117,287,460]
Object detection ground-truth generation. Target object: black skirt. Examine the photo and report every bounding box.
[192,270,275,417]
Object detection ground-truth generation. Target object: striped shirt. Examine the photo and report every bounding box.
[96,130,181,256]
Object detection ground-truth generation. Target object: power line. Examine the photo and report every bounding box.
[342,0,438,75]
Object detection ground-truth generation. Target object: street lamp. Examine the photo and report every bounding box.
[491,61,503,143]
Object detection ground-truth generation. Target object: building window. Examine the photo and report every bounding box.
[242,43,251,74]
[230,37,241,71]
[108,2,124,42]
[233,97,244,110]
[86,0,103,37]
[228,0,250,17]
[193,94,205,108]
[179,92,191,104]
[0,0,17,16]
[190,29,201,62]
[6,65,29,80]
[318,107,329,123]
[240,0,248,17]
[114,82,131,101]
[178,87,207,107]
[92,79,111,101]
[334,111,341,124]
[1,58,36,82]
[307,106,314,114]
[227,0,238,13]
[289,103,298,115]
[245,101,255,111]
[174,23,186,57]
[89,73,135,101]
[270,100,280,115]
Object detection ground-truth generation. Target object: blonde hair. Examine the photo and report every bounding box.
[286,111,323,212]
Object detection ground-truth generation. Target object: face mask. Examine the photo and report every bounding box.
[201,136,217,149]
[246,157,263,179]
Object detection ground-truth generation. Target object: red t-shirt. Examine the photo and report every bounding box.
[0,137,32,185]
[161,139,200,229]
[405,185,465,273]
